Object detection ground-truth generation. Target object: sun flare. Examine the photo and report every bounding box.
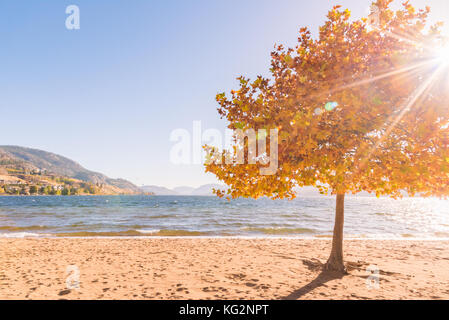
[437,45,449,66]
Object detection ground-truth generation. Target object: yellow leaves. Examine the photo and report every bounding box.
[406,3,416,15]
[253,78,262,87]
[283,54,293,67]
[316,130,329,140]
[293,112,303,121]
[279,131,290,141]
[239,78,248,86]
[320,62,328,72]
[216,92,226,102]
[372,96,383,106]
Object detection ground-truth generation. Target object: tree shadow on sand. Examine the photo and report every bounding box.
[281,259,367,300]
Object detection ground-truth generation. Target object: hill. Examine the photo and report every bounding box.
[0,146,143,195]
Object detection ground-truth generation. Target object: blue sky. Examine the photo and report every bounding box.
[1,0,448,188]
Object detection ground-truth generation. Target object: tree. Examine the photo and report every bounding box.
[29,185,38,194]
[205,0,449,272]
[44,186,52,195]
[20,186,28,195]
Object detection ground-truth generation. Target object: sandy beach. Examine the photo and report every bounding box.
[1,238,448,300]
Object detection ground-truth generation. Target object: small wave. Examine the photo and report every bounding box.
[148,214,174,219]
[55,230,143,237]
[152,230,207,236]
[374,212,392,216]
[242,227,316,235]
[54,229,208,237]
[132,214,175,219]
[135,229,160,234]
[434,232,449,237]
[68,222,86,227]
[0,225,50,231]
[280,214,300,218]
[401,233,414,238]
[0,232,45,238]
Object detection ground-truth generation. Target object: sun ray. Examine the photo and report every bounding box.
[377,27,421,47]
[333,59,437,93]
[308,58,438,102]
[356,64,444,171]
[369,23,432,50]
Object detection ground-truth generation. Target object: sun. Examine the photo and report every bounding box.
[437,45,449,66]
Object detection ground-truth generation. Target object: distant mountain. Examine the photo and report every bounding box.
[173,186,195,195]
[0,145,143,195]
[141,184,228,196]
[140,183,389,198]
[140,185,179,195]
[191,184,227,196]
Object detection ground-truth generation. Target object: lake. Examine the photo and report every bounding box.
[0,195,448,239]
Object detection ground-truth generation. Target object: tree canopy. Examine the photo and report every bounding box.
[206,0,449,200]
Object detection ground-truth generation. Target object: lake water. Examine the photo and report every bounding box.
[0,195,448,239]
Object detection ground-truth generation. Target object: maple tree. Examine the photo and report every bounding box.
[205,0,449,272]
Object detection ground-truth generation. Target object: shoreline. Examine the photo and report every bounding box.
[1,238,448,300]
[2,235,449,241]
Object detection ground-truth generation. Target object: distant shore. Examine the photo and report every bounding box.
[0,194,145,196]
[1,238,448,300]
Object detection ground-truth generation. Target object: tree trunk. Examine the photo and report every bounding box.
[324,193,346,273]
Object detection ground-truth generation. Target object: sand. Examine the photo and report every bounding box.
[1,238,448,300]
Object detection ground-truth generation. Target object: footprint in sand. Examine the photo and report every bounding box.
[245,282,257,287]
[58,289,71,296]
